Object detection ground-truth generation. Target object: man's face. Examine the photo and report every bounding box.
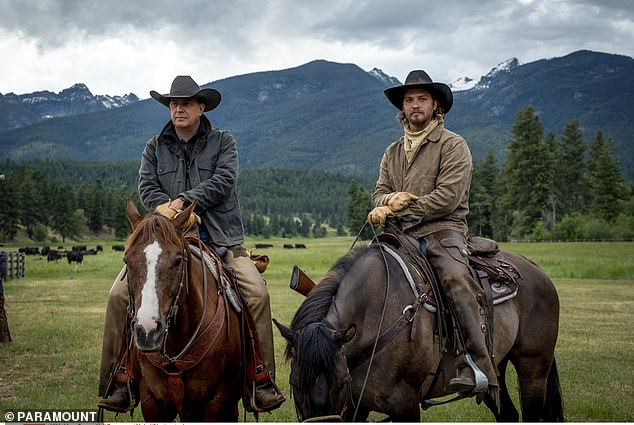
[402,88,438,131]
[169,97,205,133]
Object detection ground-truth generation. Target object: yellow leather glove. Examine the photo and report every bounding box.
[155,201,201,229]
[367,205,394,226]
[384,191,419,213]
[174,209,201,229]
[154,201,179,219]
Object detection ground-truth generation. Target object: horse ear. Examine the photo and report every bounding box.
[126,200,142,230]
[173,202,197,230]
[273,318,295,342]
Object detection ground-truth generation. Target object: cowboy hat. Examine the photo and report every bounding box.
[150,75,221,112]
[384,70,453,113]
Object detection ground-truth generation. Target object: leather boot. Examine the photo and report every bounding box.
[448,299,496,395]
[254,381,286,412]
[97,383,131,413]
[449,365,476,393]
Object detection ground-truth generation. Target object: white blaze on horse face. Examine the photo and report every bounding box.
[136,241,162,332]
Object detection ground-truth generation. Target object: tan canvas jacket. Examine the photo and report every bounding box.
[372,122,472,238]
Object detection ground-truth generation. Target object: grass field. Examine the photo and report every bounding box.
[0,238,633,422]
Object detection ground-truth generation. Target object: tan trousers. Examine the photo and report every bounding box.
[98,247,276,396]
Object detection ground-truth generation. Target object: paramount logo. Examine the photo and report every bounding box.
[4,410,98,423]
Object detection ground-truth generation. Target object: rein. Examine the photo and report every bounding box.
[161,238,207,362]
[349,223,391,421]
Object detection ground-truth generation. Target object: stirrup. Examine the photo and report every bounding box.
[464,353,488,392]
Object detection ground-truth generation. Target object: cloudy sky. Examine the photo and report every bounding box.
[1,0,633,98]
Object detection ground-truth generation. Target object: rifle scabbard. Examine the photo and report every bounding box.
[289,265,316,297]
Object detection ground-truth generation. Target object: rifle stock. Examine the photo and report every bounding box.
[289,265,316,297]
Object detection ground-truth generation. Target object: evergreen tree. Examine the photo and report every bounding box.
[587,132,627,221]
[49,186,83,243]
[497,106,548,239]
[469,149,498,237]
[345,181,373,239]
[557,119,587,215]
[0,172,19,241]
[15,168,48,239]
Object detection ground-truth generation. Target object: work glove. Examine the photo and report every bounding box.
[367,205,394,227]
[384,191,419,213]
[154,201,179,219]
[155,201,201,229]
[174,209,201,229]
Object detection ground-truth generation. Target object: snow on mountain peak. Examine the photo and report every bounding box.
[449,76,477,91]
[368,68,400,87]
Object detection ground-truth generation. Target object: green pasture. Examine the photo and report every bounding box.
[0,239,633,422]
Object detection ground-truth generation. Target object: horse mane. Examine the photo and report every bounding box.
[286,245,376,394]
[127,213,182,249]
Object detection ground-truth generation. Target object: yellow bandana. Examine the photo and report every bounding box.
[403,116,443,164]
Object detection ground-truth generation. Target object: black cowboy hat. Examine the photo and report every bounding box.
[384,70,453,113]
[150,75,221,112]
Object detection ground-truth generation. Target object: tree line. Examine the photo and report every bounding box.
[1,105,632,243]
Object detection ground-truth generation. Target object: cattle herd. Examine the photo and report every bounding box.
[16,242,303,264]
[17,245,125,264]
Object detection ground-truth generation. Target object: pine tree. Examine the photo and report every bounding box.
[587,132,627,221]
[557,119,587,215]
[469,149,498,237]
[345,181,373,239]
[497,106,551,239]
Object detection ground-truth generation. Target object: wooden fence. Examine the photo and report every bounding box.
[1,252,25,280]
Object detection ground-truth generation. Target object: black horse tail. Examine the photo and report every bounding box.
[543,357,565,421]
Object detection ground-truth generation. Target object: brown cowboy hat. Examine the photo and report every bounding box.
[150,75,221,112]
[384,70,453,113]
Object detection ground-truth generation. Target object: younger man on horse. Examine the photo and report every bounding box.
[367,70,498,397]
[98,76,285,414]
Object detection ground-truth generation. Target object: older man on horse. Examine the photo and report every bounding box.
[98,75,285,414]
[368,70,498,397]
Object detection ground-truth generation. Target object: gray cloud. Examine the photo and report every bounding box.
[0,0,632,95]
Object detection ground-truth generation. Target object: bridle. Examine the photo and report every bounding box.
[127,232,209,362]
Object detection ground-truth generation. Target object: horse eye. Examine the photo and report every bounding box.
[171,257,182,269]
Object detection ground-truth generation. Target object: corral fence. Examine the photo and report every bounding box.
[0,251,25,280]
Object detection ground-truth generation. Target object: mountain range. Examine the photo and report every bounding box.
[1,49,632,178]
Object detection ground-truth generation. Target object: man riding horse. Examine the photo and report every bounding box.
[367,70,498,397]
[98,76,285,414]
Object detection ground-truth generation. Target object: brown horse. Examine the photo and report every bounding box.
[124,201,242,421]
[275,241,564,422]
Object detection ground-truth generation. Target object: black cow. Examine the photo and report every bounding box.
[67,251,83,264]
[255,243,274,249]
[112,245,125,252]
[47,250,62,262]
[283,244,295,249]
[72,245,87,252]
[295,243,307,249]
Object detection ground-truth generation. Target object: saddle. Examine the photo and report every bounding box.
[373,232,520,307]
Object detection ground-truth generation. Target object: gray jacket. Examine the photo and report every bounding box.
[138,115,245,246]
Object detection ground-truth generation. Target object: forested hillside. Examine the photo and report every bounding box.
[1,106,632,244]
